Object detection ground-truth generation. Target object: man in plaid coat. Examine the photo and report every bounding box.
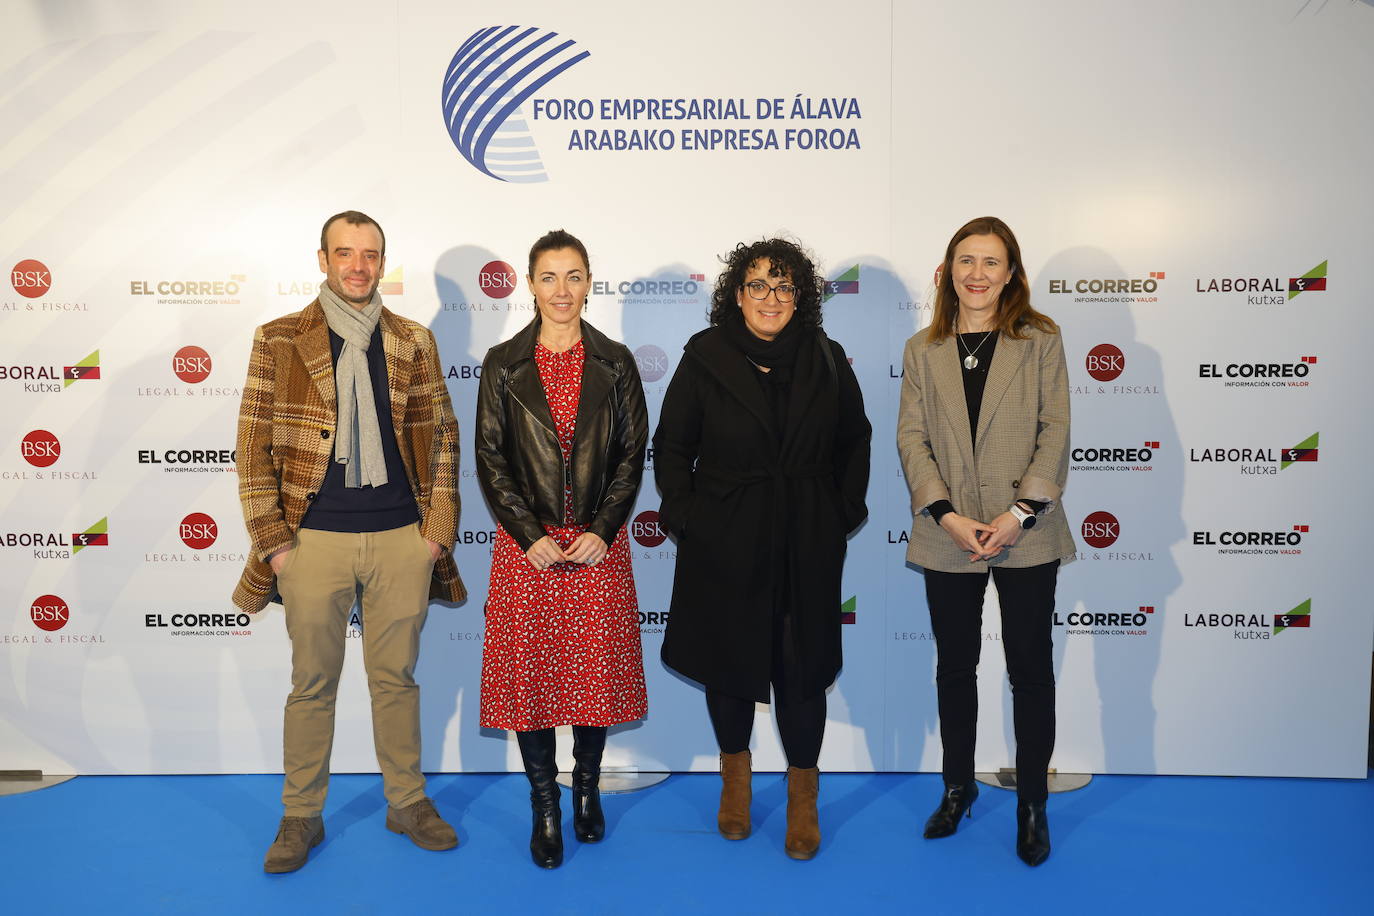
[235,210,465,873]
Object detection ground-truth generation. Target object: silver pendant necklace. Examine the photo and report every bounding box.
[957,324,993,370]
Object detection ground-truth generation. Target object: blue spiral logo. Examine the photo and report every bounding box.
[441,26,590,183]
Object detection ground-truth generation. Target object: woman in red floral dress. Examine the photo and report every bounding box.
[475,229,649,869]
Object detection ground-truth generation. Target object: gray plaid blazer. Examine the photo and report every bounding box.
[897,324,1076,573]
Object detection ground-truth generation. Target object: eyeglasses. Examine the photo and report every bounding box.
[742,280,797,303]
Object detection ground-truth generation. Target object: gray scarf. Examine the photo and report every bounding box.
[317,283,387,488]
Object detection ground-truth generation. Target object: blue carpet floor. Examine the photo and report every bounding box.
[2,771,1371,914]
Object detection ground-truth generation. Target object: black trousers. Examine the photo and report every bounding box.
[705,689,826,769]
[704,603,827,769]
[924,560,1059,803]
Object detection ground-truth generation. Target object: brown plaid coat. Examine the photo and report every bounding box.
[232,300,465,612]
[897,324,1076,573]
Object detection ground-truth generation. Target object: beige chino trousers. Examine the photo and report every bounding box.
[276,523,436,817]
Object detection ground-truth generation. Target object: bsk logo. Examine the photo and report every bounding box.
[12,259,52,298]
[1085,343,1124,382]
[30,594,69,631]
[442,27,590,183]
[1081,511,1120,548]
[180,512,218,549]
[173,346,212,383]
[478,261,518,299]
[634,345,669,383]
[631,510,667,548]
[21,430,61,467]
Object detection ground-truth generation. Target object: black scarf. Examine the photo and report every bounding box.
[722,307,806,370]
[722,308,829,452]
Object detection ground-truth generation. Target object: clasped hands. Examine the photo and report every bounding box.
[939,511,1023,562]
[525,532,608,571]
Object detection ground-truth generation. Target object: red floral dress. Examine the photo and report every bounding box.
[479,340,648,730]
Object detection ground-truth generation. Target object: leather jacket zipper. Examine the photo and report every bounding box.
[509,385,569,526]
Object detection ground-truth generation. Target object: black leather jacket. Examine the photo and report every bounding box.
[475,318,648,552]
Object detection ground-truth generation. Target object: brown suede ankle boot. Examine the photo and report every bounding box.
[717,750,752,840]
[784,766,820,860]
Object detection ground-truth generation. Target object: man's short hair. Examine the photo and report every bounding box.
[320,210,386,258]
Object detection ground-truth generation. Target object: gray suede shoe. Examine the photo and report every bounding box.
[263,816,324,874]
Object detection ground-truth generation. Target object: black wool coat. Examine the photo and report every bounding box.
[654,325,871,703]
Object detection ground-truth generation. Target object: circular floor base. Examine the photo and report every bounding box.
[974,769,1093,793]
[554,768,671,793]
[0,774,76,797]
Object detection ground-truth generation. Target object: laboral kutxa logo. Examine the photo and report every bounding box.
[1188,432,1318,475]
[2,517,108,559]
[0,350,100,394]
[1184,598,1311,640]
[275,267,403,298]
[1193,260,1326,305]
[442,27,591,183]
[823,266,860,303]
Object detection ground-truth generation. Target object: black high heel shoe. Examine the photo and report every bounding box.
[1016,800,1051,866]
[923,781,979,838]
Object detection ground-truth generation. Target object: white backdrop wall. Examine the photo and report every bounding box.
[2,0,1370,778]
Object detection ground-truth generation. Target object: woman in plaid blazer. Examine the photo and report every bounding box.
[897,216,1076,867]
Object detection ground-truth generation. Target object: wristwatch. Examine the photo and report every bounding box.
[1009,502,1037,530]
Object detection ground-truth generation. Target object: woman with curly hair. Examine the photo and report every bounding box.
[654,238,871,860]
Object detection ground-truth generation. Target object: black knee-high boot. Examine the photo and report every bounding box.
[515,728,562,868]
[571,725,607,843]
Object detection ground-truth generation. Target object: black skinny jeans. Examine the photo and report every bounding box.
[924,560,1059,803]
